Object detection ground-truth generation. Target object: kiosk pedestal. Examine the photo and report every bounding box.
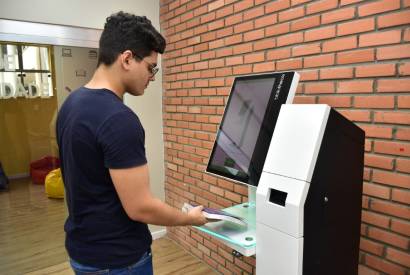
[196,104,364,275]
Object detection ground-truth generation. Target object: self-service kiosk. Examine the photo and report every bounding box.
[194,71,365,275]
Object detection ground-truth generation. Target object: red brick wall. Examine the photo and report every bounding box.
[159,0,410,274]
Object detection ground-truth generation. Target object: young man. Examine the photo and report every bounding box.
[56,12,207,275]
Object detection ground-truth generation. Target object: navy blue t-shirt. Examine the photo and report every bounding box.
[56,87,152,268]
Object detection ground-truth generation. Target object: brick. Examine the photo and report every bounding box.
[338,110,371,122]
[299,70,319,81]
[337,49,374,65]
[364,154,394,170]
[391,218,410,236]
[233,0,254,13]
[276,58,303,70]
[233,64,252,74]
[291,15,320,32]
[374,140,410,157]
[305,25,336,42]
[292,42,321,57]
[216,4,234,18]
[305,81,335,94]
[320,67,353,79]
[365,140,373,152]
[370,198,410,219]
[291,0,313,4]
[359,30,401,47]
[323,35,357,53]
[337,18,375,36]
[396,158,410,173]
[265,22,290,37]
[337,80,373,93]
[340,0,365,5]
[209,78,225,87]
[232,43,253,54]
[318,96,351,107]
[226,56,243,66]
[208,19,225,31]
[254,38,276,51]
[398,95,410,108]
[396,126,410,139]
[358,265,379,275]
[216,27,234,38]
[215,67,232,77]
[244,29,265,42]
[362,210,390,228]
[321,7,355,24]
[365,254,406,275]
[234,21,254,34]
[378,10,410,29]
[279,6,305,22]
[253,62,276,73]
[243,6,264,20]
[359,238,384,256]
[255,14,278,28]
[225,13,242,26]
[225,34,243,46]
[293,96,316,104]
[399,62,410,76]
[354,96,394,109]
[363,183,390,199]
[358,0,401,17]
[377,44,410,60]
[405,27,410,41]
[265,0,291,13]
[356,64,396,78]
[386,247,410,268]
[304,53,335,68]
[392,189,410,205]
[377,78,410,93]
[306,0,338,15]
[368,227,409,249]
[244,52,265,64]
[234,257,253,273]
[360,124,392,139]
[208,0,224,11]
[374,111,410,125]
[277,32,304,47]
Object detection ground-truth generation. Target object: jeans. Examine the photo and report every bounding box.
[70,250,153,275]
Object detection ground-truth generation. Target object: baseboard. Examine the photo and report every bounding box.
[151,228,167,240]
[8,173,30,180]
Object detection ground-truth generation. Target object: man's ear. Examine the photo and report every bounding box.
[121,50,134,69]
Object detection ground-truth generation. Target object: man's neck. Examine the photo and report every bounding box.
[85,64,125,100]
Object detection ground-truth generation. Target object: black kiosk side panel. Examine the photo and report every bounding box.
[303,108,365,275]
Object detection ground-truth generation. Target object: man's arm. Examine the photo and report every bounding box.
[109,164,207,226]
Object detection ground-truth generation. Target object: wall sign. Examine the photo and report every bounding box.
[0,43,54,99]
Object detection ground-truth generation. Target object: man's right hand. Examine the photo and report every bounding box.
[187,205,207,226]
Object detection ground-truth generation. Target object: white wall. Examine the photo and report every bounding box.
[0,0,160,29]
[0,0,166,235]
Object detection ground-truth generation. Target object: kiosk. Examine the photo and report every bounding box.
[193,71,365,275]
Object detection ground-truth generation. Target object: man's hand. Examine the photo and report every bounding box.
[187,205,207,226]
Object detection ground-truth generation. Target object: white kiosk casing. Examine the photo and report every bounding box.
[197,71,365,275]
[256,104,364,275]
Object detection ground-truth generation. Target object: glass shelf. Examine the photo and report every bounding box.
[194,202,256,256]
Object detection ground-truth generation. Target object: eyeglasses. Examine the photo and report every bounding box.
[133,53,159,77]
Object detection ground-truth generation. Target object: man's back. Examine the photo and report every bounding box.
[57,87,151,268]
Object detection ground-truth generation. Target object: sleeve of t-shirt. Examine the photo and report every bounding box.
[97,110,147,169]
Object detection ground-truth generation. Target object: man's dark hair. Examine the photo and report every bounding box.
[97,11,166,66]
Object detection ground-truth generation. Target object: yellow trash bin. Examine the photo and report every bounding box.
[45,168,64,199]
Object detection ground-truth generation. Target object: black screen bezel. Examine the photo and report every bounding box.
[206,72,297,187]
